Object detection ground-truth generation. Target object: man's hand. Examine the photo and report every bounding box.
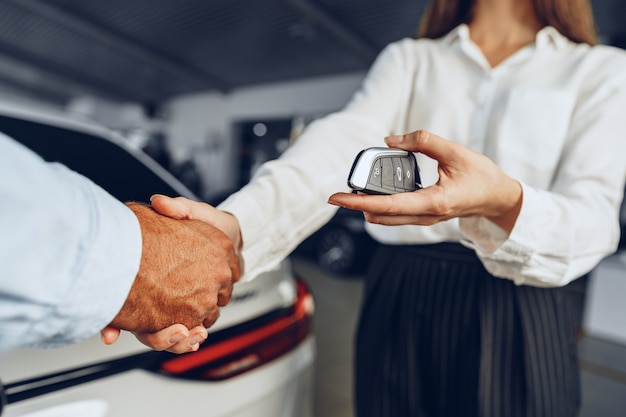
[328,130,523,233]
[103,199,244,353]
[104,202,241,349]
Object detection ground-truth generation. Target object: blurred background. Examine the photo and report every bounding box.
[0,0,625,416]
[0,0,624,205]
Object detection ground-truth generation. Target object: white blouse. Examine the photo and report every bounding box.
[220,24,626,287]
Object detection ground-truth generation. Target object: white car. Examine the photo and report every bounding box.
[0,102,315,417]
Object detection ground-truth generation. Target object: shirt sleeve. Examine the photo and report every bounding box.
[0,133,142,352]
[218,40,416,280]
[460,48,626,287]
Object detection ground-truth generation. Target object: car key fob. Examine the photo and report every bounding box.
[347,147,422,194]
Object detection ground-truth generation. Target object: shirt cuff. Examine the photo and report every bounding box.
[459,183,570,287]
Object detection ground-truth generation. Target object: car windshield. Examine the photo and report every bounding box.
[0,114,188,203]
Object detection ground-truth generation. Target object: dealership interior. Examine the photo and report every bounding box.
[1,0,625,416]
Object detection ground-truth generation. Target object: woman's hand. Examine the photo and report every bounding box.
[328,130,523,233]
[150,195,243,254]
[101,324,208,354]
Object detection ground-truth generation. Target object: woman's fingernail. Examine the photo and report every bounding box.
[385,135,403,145]
[189,334,205,346]
[328,199,343,207]
[168,332,186,344]
[150,193,168,202]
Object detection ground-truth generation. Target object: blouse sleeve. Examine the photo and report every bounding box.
[219,40,418,280]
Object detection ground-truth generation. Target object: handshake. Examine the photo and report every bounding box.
[104,195,244,354]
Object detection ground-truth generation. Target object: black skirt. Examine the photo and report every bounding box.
[355,243,581,417]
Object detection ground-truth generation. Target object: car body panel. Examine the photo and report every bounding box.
[1,335,315,417]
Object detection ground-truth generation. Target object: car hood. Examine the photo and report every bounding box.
[210,258,297,332]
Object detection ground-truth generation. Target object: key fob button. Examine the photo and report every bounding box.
[392,157,405,191]
[381,157,395,191]
[401,157,416,191]
[367,157,382,188]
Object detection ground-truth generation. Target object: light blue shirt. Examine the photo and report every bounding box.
[0,132,141,352]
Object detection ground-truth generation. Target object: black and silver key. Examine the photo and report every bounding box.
[347,147,422,194]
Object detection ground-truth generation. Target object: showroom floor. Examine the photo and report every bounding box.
[291,256,626,417]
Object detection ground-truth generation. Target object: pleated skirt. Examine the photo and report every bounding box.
[355,243,581,417]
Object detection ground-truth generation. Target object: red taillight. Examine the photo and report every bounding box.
[159,278,314,381]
